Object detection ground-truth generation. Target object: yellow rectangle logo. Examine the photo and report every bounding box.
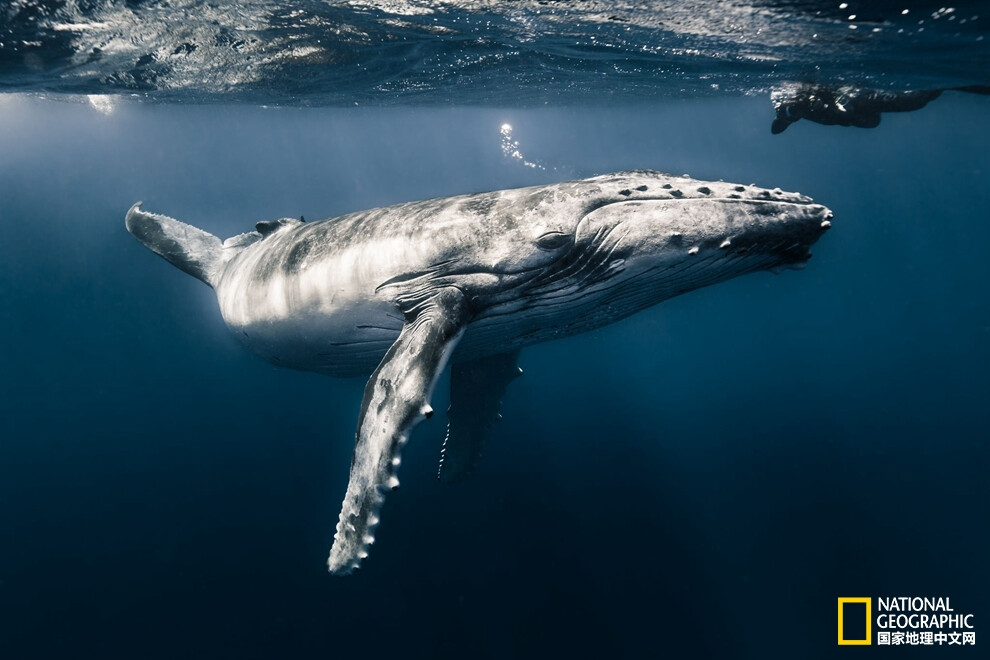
[838,597,872,645]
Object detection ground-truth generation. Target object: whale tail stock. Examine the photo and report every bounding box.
[125,202,228,288]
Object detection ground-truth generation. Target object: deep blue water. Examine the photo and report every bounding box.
[0,92,987,658]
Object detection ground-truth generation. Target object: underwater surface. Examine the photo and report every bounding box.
[1,2,989,659]
[4,0,990,102]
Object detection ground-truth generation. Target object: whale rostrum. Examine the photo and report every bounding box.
[125,170,833,574]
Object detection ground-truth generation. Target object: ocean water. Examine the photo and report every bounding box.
[1,2,989,660]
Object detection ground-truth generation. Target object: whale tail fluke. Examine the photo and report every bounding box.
[125,203,225,288]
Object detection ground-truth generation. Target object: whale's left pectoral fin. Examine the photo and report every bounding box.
[438,350,522,483]
[328,289,468,574]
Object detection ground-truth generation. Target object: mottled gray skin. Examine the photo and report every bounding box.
[125,170,833,574]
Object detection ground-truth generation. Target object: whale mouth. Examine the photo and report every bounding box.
[750,203,833,266]
[687,201,832,280]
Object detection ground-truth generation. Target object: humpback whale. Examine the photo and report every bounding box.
[125,170,833,574]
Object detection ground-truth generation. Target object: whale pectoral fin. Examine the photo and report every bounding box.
[328,288,468,574]
[438,350,522,483]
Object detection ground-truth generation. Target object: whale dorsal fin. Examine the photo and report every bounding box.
[327,288,469,574]
[255,218,302,236]
[438,350,522,483]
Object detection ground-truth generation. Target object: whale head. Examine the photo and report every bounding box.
[471,171,833,332]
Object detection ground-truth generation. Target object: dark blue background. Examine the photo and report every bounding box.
[0,94,987,658]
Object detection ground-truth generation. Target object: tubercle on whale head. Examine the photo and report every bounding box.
[434,172,832,307]
[555,174,834,295]
[463,171,823,270]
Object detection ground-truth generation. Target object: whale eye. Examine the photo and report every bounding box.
[536,231,571,251]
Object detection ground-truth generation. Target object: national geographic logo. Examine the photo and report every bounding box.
[838,597,977,647]
[838,598,872,645]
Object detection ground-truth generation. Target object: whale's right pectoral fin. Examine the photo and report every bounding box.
[328,288,469,575]
[438,350,522,483]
